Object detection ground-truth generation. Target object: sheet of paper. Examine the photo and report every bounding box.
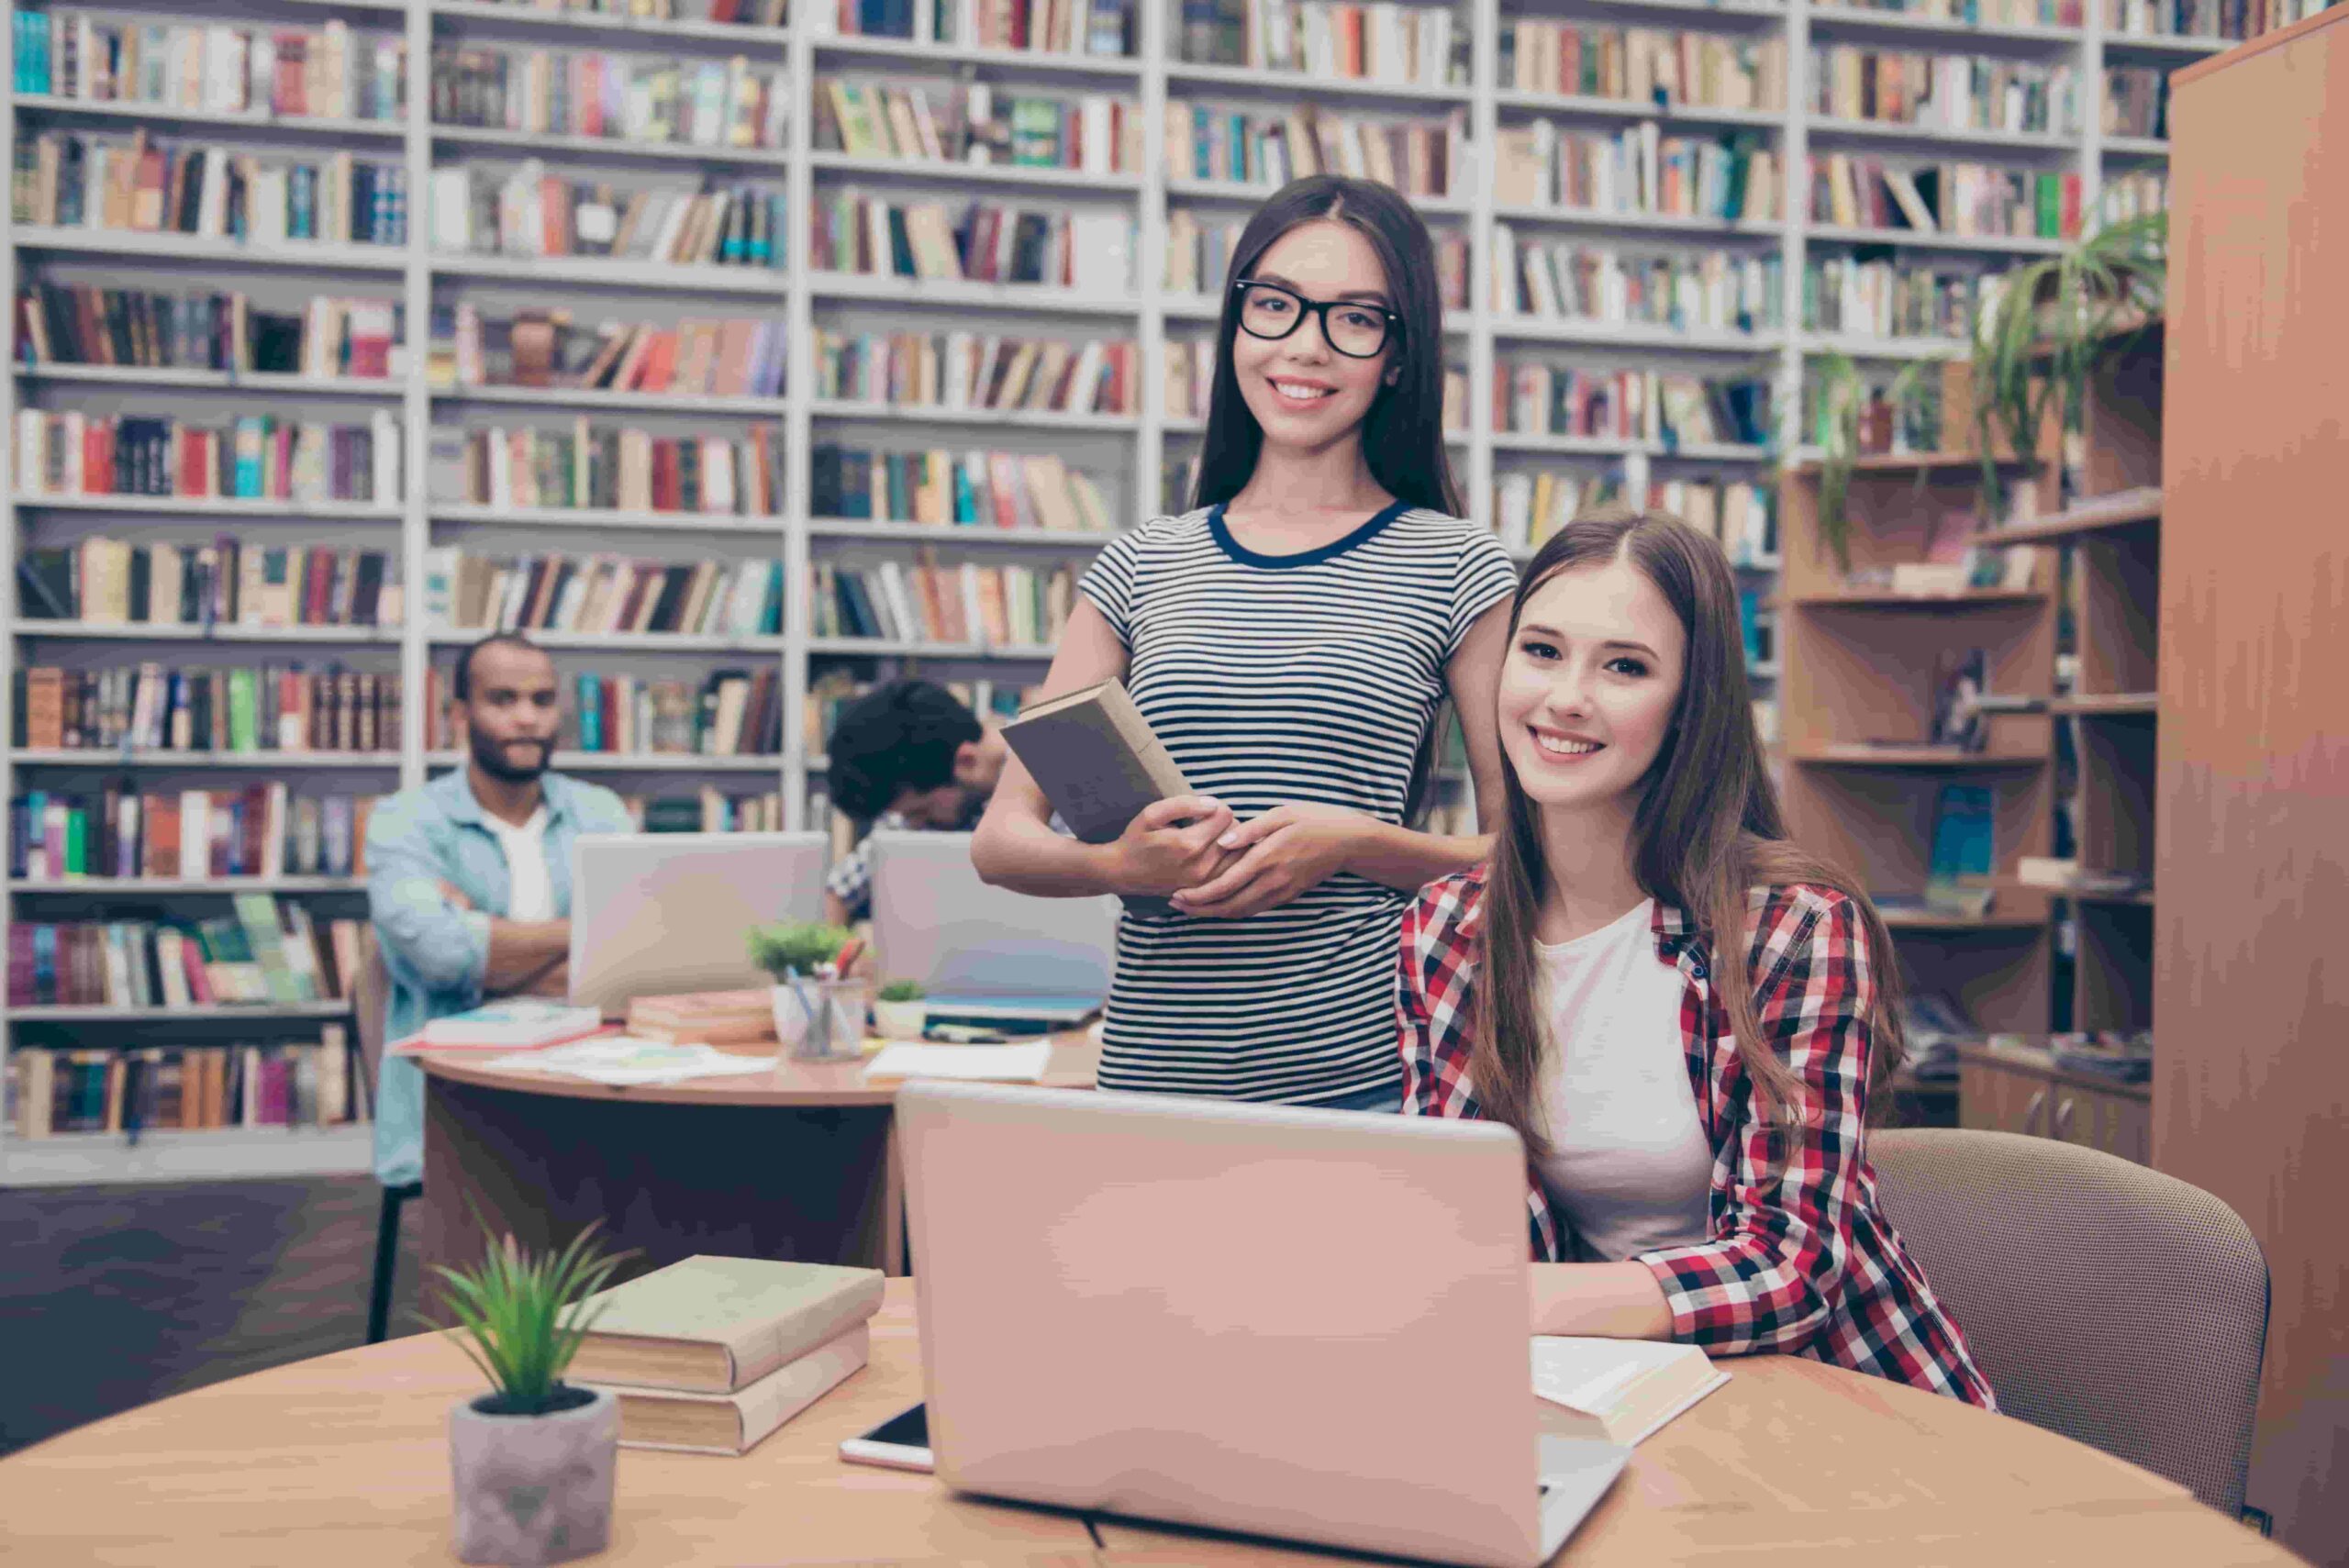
[862,1041,1054,1083]
[480,1036,781,1086]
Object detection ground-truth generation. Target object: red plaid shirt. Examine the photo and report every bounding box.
[1398,865,1995,1408]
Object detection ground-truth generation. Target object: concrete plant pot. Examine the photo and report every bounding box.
[450,1385,616,1566]
[873,999,928,1040]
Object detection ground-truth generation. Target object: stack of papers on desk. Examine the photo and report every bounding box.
[480,1037,780,1086]
[1532,1337,1728,1447]
[862,1041,1053,1084]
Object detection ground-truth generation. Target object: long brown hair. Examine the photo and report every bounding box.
[1467,507,1906,1157]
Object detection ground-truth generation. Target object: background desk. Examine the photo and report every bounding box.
[417,1035,1099,1284]
[0,1280,2300,1568]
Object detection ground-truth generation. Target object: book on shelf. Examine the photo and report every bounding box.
[9,129,408,247]
[1820,0,2083,26]
[422,549,786,640]
[1809,154,2081,241]
[425,667,781,759]
[1183,0,1462,86]
[812,444,1112,534]
[811,330,1139,417]
[8,786,373,882]
[414,1000,606,1051]
[1738,587,1776,668]
[429,422,785,516]
[458,0,788,23]
[14,412,401,506]
[1491,469,1627,552]
[810,194,1135,295]
[430,46,788,151]
[14,286,404,381]
[2107,0,2315,43]
[1500,22,1787,112]
[2102,66,2171,139]
[1923,782,1997,915]
[16,539,398,636]
[431,305,785,400]
[11,14,406,123]
[1927,647,1990,751]
[1001,677,1188,916]
[1810,48,2079,137]
[621,787,788,835]
[428,163,786,270]
[814,77,1142,174]
[15,664,400,757]
[1490,234,1783,335]
[1165,102,1464,200]
[1491,121,1780,223]
[812,0,1136,56]
[807,670,1033,758]
[569,1255,886,1395]
[1165,207,1468,306]
[1801,255,1987,343]
[1496,363,1772,449]
[2101,167,2166,225]
[7,1029,364,1140]
[1532,1337,1727,1448]
[6,903,365,1007]
[1647,479,1776,566]
[810,558,1078,646]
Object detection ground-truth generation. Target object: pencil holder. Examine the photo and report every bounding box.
[775,977,871,1062]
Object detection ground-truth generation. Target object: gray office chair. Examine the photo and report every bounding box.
[1869,1129,2268,1519]
[351,929,419,1345]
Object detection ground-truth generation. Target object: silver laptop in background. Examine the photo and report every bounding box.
[568,832,826,1018]
[866,831,1115,1024]
[896,1082,1629,1568]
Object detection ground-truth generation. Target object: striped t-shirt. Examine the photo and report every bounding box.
[1077,498,1520,1102]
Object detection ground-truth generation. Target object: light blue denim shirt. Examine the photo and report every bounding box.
[364,768,635,1187]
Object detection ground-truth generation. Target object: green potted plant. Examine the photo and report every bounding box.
[1806,351,1935,573]
[428,1223,632,1567]
[1968,211,2166,511]
[746,920,865,1059]
[873,979,928,1040]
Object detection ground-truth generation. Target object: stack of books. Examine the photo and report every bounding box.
[569,1256,884,1457]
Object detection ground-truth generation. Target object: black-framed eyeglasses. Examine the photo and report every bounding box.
[1230,278,1399,360]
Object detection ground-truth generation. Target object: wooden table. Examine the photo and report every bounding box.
[417,1034,1099,1284]
[0,1281,2304,1568]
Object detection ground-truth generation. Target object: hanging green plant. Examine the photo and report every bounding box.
[1806,351,1934,573]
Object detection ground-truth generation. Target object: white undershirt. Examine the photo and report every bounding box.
[1529,897,1716,1263]
[484,806,553,922]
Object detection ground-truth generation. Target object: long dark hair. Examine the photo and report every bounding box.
[1189,176,1461,517]
[1469,507,1907,1157]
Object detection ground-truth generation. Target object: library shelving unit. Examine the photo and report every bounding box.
[9,0,2306,1184]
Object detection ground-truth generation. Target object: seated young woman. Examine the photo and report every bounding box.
[1397,507,1994,1407]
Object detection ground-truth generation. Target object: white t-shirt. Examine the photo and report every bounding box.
[484,806,553,922]
[1530,898,1716,1263]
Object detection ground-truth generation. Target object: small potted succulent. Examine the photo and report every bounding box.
[746,920,867,1060]
[428,1223,632,1567]
[873,979,928,1040]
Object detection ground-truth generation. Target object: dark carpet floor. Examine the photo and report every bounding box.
[0,1176,427,1456]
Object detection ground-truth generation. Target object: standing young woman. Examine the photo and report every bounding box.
[972,175,1518,1111]
[1400,509,1994,1405]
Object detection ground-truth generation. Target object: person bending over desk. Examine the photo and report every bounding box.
[1399,510,1995,1407]
[821,679,1009,928]
[362,632,635,1190]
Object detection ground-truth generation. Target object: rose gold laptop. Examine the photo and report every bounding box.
[896,1082,1629,1568]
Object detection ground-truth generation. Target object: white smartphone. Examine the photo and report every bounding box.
[838,1402,932,1472]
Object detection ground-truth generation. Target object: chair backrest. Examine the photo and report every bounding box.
[351,926,391,1086]
[1869,1129,2268,1518]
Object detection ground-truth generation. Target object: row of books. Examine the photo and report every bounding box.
[1492,124,1782,224]
[1738,587,1776,670]
[1489,470,1627,554]
[430,423,786,517]
[17,539,399,631]
[806,669,1031,757]
[815,79,1143,175]
[627,788,788,836]
[1489,236,1784,335]
[13,411,399,505]
[11,790,372,883]
[1820,0,2084,25]
[1804,256,1991,341]
[2102,167,2165,223]
[1497,364,1773,449]
[428,164,785,269]
[424,549,788,639]
[809,330,1140,417]
[11,132,409,247]
[2106,0,2330,38]
[1164,208,1469,308]
[425,670,782,758]
[7,901,361,1007]
[1652,478,1779,567]
[433,306,786,399]
[430,47,789,152]
[477,0,785,22]
[808,196,1134,295]
[1810,48,2077,136]
[1501,24,1787,113]
[11,14,405,124]
[812,445,1113,533]
[816,0,1135,57]
[13,287,403,381]
[1167,103,1465,200]
[809,560,1078,647]
[16,665,400,757]
[9,1037,365,1140]
[1163,339,1469,430]
[1813,154,2083,240]
[2103,66,2169,139]
[1180,0,1463,86]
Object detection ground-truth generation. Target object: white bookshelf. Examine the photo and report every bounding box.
[1,0,2213,1184]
